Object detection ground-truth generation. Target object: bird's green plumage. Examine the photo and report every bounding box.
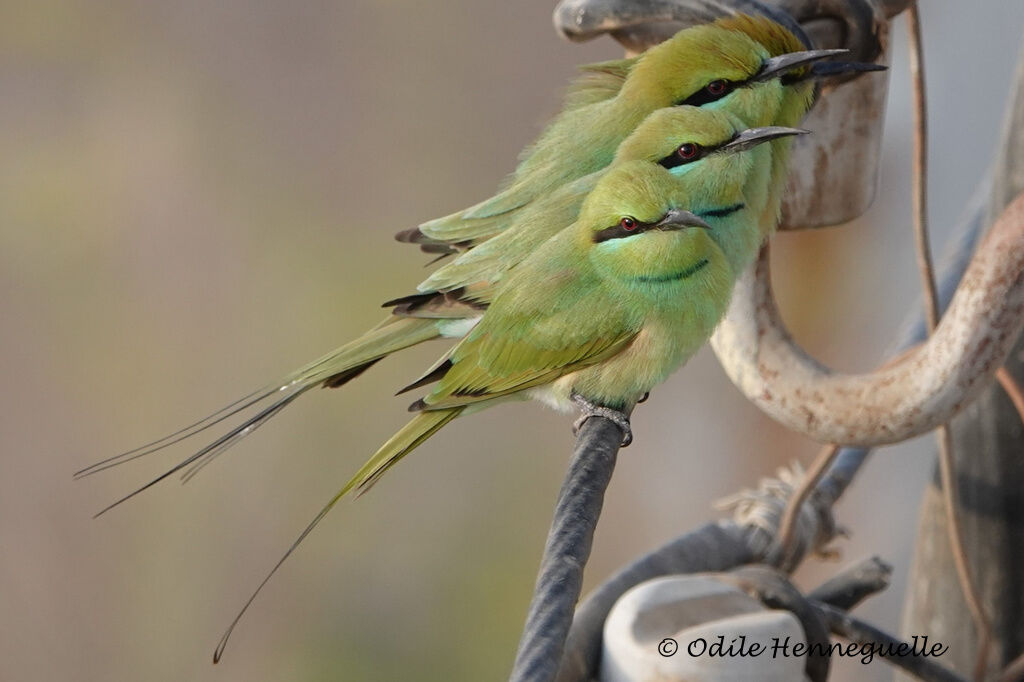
[562,57,639,110]
[407,17,813,320]
[259,14,814,402]
[272,15,814,399]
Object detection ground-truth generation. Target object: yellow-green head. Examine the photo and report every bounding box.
[609,108,807,273]
[578,163,727,295]
[622,14,825,127]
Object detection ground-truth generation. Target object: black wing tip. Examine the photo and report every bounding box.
[394,227,462,257]
[397,359,453,396]
[381,287,485,316]
[394,227,425,243]
[381,291,436,309]
[321,358,382,389]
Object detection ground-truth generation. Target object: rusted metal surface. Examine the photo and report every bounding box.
[778,33,888,228]
[552,0,892,230]
[709,193,1024,446]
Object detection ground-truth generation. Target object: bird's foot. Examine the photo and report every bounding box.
[571,394,632,447]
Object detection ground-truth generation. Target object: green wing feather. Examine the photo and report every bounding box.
[562,57,636,110]
[413,262,639,410]
[418,172,598,296]
[416,57,632,243]
[419,334,634,410]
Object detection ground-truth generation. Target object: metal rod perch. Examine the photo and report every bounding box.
[509,415,626,682]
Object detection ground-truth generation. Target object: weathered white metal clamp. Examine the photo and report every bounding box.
[553,0,1024,446]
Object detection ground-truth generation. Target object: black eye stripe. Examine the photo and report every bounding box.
[676,79,738,107]
[658,144,705,170]
[592,220,652,243]
[657,129,754,169]
[593,203,747,241]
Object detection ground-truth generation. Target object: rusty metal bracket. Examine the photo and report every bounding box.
[710,194,1024,445]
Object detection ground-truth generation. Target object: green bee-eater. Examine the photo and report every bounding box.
[211,153,769,658]
[74,19,842,486]
[314,17,877,393]
[406,13,839,250]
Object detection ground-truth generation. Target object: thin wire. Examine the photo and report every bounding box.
[906,5,992,679]
[995,367,1024,426]
[999,650,1024,682]
[776,444,840,569]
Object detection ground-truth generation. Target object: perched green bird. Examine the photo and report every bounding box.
[405,13,841,250]
[334,17,878,381]
[211,155,765,658]
[369,19,840,362]
[72,15,849,490]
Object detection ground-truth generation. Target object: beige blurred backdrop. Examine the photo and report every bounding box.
[3,1,1024,680]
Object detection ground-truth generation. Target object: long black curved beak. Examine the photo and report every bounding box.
[719,126,810,154]
[656,209,711,231]
[751,48,849,82]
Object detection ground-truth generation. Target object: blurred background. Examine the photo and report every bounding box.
[3,1,1024,680]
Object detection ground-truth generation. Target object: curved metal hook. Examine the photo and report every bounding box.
[772,0,883,64]
[553,0,884,64]
[554,0,812,53]
[709,193,1024,446]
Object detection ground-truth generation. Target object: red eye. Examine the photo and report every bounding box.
[677,143,699,160]
[706,80,727,96]
[620,216,637,231]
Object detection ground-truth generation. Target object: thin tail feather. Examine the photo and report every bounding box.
[180,357,381,481]
[76,317,440,482]
[212,407,462,663]
[73,383,283,479]
[352,408,462,494]
[281,316,440,388]
[92,386,314,518]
